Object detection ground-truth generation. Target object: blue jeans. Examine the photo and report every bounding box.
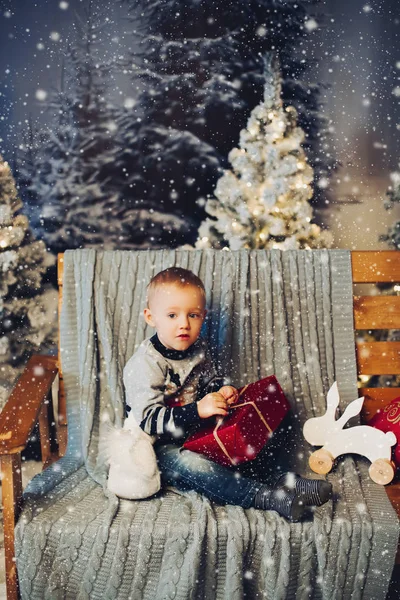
[154,442,262,508]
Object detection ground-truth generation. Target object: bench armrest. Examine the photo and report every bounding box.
[0,354,58,455]
[0,354,59,598]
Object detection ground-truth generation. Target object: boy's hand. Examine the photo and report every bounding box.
[218,385,239,405]
[197,392,229,419]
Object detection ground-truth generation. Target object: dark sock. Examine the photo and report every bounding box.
[253,473,332,522]
[289,473,333,507]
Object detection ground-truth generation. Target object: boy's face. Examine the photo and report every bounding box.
[144,284,206,351]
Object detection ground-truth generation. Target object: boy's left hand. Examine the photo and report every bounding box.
[218,385,239,406]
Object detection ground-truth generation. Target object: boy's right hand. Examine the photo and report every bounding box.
[197,392,229,419]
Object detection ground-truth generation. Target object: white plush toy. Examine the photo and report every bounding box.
[100,411,161,499]
[303,382,397,485]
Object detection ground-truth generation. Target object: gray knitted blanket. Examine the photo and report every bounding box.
[15,249,399,600]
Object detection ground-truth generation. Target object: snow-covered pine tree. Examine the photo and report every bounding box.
[19,0,120,253]
[120,0,333,246]
[0,154,55,406]
[196,54,332,250]
[19,81,78,247]
[114,110,220,245]
[17,117,43,234]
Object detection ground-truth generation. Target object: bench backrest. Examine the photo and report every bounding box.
[352,251,400,421]
[56,251,400,431]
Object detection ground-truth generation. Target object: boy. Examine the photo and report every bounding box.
[123,267,332,521]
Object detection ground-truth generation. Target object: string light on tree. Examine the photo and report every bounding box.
[196,53,332,251]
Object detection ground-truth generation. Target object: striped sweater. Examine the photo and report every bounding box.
[123,334,223,442]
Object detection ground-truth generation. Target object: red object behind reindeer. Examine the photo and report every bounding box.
[183,375,291,468]
[369,396,400,468]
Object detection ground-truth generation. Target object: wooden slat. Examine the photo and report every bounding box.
[57,254,67,449]
[0,454,22,600]
[354,295,400,329]
[351,251,400,283]
[38,391,55,465]
[359,387,400,421]
[356,342,400,375]
[0,355,58,455]
[57,424,68,457]
[57,253,64,287]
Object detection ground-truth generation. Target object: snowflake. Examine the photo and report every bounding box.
[317,177,329,189]
[356,502,367,514]
[105,120,117,133]
[59,1,69,9]
[35,89,48,101]
[33,365,45,377]
[304,18,318,32]
[124,97,136,109]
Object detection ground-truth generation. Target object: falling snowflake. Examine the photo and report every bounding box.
[304,18,318,32]
[317,177,329,189]
[123,97,136,109]
[33,365,45,377]
[105,120,118,133]
[35,89,48,101]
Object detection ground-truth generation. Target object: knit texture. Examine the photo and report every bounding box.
[15,249,399,599]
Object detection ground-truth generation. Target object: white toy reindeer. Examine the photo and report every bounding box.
[303,382,397,485]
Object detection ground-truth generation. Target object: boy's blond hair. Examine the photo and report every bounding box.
[146,267,206,307]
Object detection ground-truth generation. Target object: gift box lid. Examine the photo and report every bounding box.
[186,375,290,448]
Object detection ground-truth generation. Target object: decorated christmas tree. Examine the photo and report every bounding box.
[0,155,55,406]
[197,55,332,251]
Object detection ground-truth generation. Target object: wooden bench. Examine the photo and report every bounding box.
[0,250,399,599]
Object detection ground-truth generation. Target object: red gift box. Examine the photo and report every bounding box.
[369,396,400,468]
[183,375,290,468]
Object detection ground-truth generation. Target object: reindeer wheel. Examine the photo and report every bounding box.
[309,449,334,475]
[368,459,395,486]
